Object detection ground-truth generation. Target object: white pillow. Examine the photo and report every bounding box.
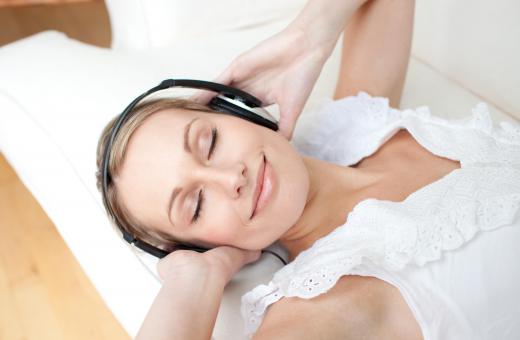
[104,0,307,50]
[411,0,520,118]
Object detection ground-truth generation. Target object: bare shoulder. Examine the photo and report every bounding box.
[252,275,423,340]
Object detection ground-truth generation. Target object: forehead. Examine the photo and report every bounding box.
[123,105,205,166]
[134,107,194,139]
[114,108,197,220]
[128,107,205,155]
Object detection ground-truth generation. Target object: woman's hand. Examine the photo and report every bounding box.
[191,0,368,140]
[192,26,331,140]
[135,247,260,340]
[157,246,261,285]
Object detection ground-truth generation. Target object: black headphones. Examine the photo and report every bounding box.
[101,79,287,265]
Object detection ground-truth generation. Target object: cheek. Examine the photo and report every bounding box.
[195,205,243,246]
[201,228,237,246]
[219,115,262,151]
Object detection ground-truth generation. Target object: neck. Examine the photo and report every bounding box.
[279,157,381,261]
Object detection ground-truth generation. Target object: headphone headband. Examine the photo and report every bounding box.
[158,79,262,107]
[101,79,285,264]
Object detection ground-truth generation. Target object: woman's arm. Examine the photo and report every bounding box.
[253,275,422,340]
[334,0,415,107]
[135,247,260,340]
[252,275,388,340]
[291,0,369,58]
[135,267,224,340]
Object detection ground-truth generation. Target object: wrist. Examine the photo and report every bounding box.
[161,264,228,292]
[286,23,336,62]
[159,258,227,288]
[290,0,369,57]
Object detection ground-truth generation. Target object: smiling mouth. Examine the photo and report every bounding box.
[251,154,266,219]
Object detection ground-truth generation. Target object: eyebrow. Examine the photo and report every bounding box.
[167,117,199,226]
[184,117,199,153]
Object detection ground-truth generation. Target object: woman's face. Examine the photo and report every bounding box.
[116,108,309,250]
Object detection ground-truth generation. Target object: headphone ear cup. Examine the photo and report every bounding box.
[209,96,278,131]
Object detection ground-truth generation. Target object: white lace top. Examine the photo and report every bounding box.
[241,92,520,339]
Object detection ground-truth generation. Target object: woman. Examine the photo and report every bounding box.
[96,0,520,339]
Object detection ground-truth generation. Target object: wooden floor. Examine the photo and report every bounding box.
[0,154,129,339]
[0,2,129,339]
[0,0,110,47]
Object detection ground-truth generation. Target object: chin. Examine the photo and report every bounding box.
[246,190,308,250]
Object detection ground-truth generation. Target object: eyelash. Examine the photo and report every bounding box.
[192,127,218,223]
[208,127,218,160]
[192,188,205,223]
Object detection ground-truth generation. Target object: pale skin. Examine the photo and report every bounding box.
[114,0,461,339]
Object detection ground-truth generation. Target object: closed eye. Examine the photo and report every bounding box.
[192,188,204,223]
[208,127,218,159]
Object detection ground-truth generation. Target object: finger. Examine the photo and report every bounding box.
[278,101,303,140]
[207,246,261,277]
[213,66,235,85]
[211,246,261,266]
[156,249,200,282]
[190,89,217,105]
[155,261,166,283]
[157,257,169,282]
[190,66,235,105]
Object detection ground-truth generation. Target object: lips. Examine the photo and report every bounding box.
[251,154,266,219]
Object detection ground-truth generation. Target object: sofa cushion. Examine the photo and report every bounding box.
[412,0,520,119]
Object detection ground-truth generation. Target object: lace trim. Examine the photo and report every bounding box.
[399,102,520,169]
[295,92,520,168]
[294,91,400,166]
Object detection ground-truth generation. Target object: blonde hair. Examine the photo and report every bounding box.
[95,98,218,251]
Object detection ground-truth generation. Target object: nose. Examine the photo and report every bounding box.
[203,162,247,198]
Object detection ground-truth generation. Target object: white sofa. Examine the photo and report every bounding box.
[0,1,518,338]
